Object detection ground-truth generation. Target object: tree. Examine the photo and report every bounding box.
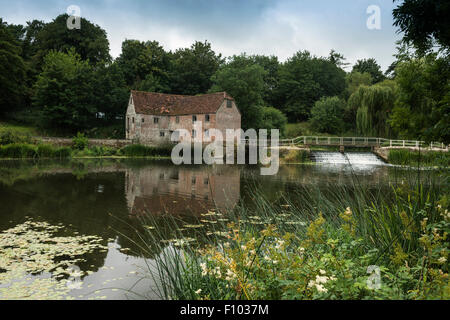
[393,0,450,53]
[389,54,450,143]
[276,51,346,122]
[92,62,129,124]
[116,39,170,90]
[34,14,110,67]
[251,55,280,107]
[33,49,96,131]
[210,55,267,130]
[169,41,223,95]
[260,107,288,136]
[310,97,345,134]
[348,82,397,137]
[345,72,373,98]
[352,58,385,83]
[0,19,26,115]
[328,50,350,69]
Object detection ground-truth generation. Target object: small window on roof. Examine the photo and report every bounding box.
[193,115,197,122]
[227,99,232,108]
[205,114,210,122]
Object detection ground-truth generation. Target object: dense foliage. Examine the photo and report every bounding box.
[0,3,448,143]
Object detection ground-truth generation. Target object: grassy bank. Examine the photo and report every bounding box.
[279,148,311,164]
[137,171,449,300]
[389,149,450,167]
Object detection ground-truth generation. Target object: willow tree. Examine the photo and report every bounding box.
[348,81,397,137]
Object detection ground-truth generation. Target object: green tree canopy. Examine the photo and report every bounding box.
[393,0,450,53]
[33,49,96,131]
[0,19,26,115]
[34,14,111,67]
[116,39,171,90]
[389,54,450,143]
[210,55,267,130]
[345,71,373,99]
[310,97,345,134]
[276,51,346,122]
[260,106,288,136]
[352,58,385,83]
[169,41,223,95]
[349,82,397,137]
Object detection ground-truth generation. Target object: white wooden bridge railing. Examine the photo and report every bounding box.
[272,136,449,150]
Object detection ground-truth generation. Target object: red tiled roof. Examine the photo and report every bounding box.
[130,91,235,116]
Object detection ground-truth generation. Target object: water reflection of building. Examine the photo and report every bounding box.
[125,165,240,216]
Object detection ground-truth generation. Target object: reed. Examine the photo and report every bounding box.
[135,167,449,300]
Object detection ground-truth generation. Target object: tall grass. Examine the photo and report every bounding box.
[133,168,448,300]
[120,144,173,157]
[389,149,450,167]
[0,143,71,159]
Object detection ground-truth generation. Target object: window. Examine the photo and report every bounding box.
[205,114,210,122]
[192,115,197,122]
[227,99,232,108]
[192,130,196,138]
[191,177,196,184]
[204,129,209,138]
[154,117,159,124]
[132,117,135,123]
[142,118,145,123]
[160,131,165,137]
[204,178,209,185]
[176,116,180,123]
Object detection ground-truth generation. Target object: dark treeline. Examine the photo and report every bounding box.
[0,0,448,143]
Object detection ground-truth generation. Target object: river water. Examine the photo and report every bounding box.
[0,153,445,299]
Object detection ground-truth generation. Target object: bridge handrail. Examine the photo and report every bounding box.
[254,136,449,150]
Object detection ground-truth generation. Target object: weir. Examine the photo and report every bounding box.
[310,151,386,166]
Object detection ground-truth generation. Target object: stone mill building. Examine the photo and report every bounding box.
[125,90,241,145]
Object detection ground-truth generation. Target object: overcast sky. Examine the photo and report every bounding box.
[0,0,402,71]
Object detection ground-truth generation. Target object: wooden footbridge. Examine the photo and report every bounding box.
[278,136,448,151]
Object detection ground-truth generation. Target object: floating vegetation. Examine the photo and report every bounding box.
[0,220,107,300]
[183,224,204,229]
[160,238,196,247]
[201,211,222,217]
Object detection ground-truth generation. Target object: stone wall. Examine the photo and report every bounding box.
[36,137,132,148]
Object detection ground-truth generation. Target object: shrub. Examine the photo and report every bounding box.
[280,149,310,163]
[310,97,345,134]
[53,147,72,159]
[0,143,37,158]
[120,144,173,157]
[259,107,288,136]
[0,129,33,145]
[72,132,89,150]
[36,144,55,158]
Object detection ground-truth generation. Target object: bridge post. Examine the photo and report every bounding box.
[339,145,345,153]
